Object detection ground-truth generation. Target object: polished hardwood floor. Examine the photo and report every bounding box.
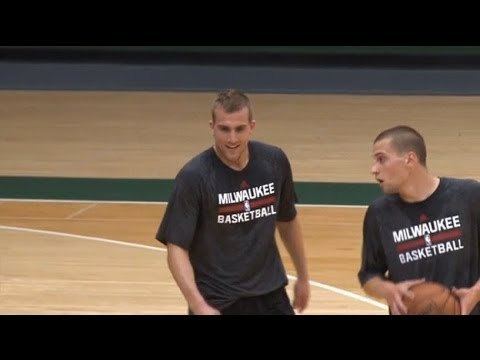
[2,90,479,314]
[0,201,386,314]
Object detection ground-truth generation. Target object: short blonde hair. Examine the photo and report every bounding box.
[211,89,253,122]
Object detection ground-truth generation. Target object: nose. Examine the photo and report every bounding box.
[371,163,379,176]
[227,130,238,144]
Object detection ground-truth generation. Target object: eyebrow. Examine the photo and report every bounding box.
[218,124,247,130]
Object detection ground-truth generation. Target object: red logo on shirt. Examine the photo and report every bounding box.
[419,214,429,222]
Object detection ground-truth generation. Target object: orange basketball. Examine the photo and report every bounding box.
[403,281,461,315]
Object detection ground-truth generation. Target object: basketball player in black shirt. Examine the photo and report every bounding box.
[157,89,310,315]
[358,125,480,315]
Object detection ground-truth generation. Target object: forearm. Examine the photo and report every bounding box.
[276,217,309,280]
[166,243,210,311]
[363,276,395,300]
[471,278,480,304]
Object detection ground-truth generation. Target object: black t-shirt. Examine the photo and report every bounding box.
[358,177,480,314]
[156,140,297,309]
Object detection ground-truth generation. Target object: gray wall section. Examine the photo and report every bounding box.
[3,62,480,94]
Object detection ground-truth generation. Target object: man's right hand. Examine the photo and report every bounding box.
[191,301,221,315]
[385,278,425,315]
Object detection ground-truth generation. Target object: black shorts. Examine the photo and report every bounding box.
[189,287,295,315]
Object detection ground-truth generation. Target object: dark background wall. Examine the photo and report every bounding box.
[2,46,480,68]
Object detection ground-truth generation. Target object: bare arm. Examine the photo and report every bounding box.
[363,276,425,315]
[276,216,310,312]
[167,243,220,315]
[453,278,480,315]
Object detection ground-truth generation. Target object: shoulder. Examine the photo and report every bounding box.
[441,178,480,212]
[250,140,289,161]
[441,177,480,196]
[368,194,398,214]
[175,148,214,183]
[250,140,284,155]
[364,195,398,226]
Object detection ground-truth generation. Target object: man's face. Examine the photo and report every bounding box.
[210,106,255,167]
[371,138,410,194]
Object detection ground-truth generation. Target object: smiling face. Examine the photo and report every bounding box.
[371,138,411,194]
[210,105,255,170]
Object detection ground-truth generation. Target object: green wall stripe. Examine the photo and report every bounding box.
[0,177,383,206]
[295,182,382,206]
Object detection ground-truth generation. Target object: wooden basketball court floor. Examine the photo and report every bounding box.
[0,200,387,314]
[2,90,480,314]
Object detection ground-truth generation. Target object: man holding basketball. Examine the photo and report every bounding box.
[358,125,480,315]
[156,89,310,315]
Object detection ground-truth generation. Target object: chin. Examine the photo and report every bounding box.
[223,153,239,163]
[226,151,241,159]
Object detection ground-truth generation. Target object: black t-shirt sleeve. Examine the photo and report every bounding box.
[276,149,298,222]
[155,168,201,250]
[358,204,388,286]
[469,180,480,247]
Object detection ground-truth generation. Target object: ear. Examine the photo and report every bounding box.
[209,120,214,130]
[405,151,418,166]
[250,119,256,131]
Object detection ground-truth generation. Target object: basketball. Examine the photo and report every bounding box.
[403,281,461,315]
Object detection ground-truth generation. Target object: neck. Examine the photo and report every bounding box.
[399,170,440,203]
[213,144,249,171]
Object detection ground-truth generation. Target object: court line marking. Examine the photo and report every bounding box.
[65,203,98,219]
[0,224,387,311]
[286,275,387,309]
[0,198,367,208]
